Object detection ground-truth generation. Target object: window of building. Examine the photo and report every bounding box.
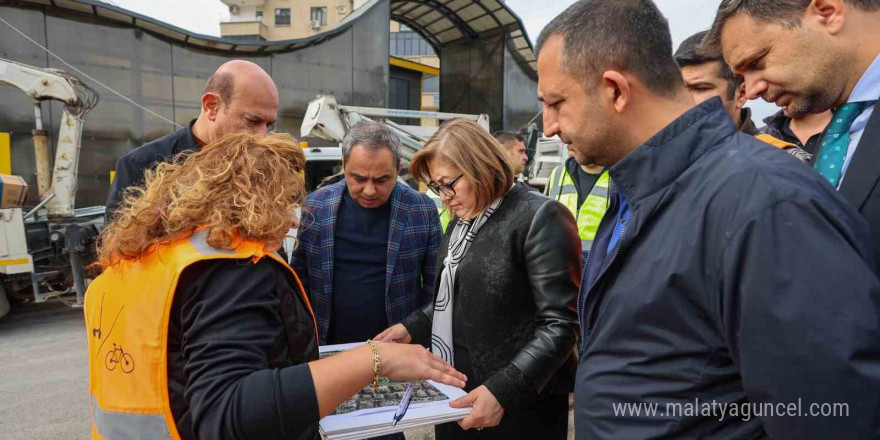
[255,10,263,21]
[275,8,290,26]
[423,76,439,93]
[389,31,436,57]
[310,7,327,26]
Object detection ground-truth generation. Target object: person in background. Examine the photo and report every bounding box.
[706,0,880,273]
[105,60,277,223]
[494,130,540,193]
[85,132,465,440]
[544,147,609,260]
[538,0,880,438]
[377,119,580,439]
[674,30,812,162]
[493,130,529,176]
[291,122,443,347]
[761,109,832,155]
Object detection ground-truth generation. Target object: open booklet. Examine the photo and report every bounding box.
[318,342,472,440]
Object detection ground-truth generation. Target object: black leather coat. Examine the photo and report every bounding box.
[402,184,581,415]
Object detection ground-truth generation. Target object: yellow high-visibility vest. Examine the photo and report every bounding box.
[546,165,611,254]
[426,189,452,233]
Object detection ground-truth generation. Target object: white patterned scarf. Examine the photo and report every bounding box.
[431,196,505,365]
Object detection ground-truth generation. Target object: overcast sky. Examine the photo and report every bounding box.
[104,0,777,121]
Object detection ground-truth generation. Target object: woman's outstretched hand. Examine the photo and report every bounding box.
[377,342,466,388]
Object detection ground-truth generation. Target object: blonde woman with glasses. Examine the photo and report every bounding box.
[377,119,581,439]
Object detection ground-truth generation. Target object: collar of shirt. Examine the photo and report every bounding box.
[848,52,880,105]
[845,51,880,136]
[839,52,880,185]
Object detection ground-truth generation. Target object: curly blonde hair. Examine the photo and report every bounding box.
[96,132,306,268]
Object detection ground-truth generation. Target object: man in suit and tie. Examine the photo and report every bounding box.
[705,0,880,272]
[292,122,443,346]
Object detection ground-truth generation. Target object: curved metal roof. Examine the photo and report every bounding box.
[390,0,536,72]
[4,0,536,72]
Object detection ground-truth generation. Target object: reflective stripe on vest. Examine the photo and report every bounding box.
[546,165,567,199]
[85,229,316,440]
[92,395,171,440]
[548,167,611,254]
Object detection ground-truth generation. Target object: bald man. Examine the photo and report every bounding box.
[105,60,278,222]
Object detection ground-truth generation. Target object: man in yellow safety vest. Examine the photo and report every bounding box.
[545,149,610,259]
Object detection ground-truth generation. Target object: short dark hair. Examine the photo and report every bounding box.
[535,0,683,97]
[204,71,235,107]
[342,121,402,168]
[674,30,743,100]
[704,0,880,53]
[492,130,524,146]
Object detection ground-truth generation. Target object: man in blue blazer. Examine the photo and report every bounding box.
[292,122,443,345]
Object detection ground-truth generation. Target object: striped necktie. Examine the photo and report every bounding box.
[813,102,866,186]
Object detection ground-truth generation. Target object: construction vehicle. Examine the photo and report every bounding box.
[299,95,490,191]
[527,136,567,192]
[0,57,100,318]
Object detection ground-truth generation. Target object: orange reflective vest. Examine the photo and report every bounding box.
[755,133,797,150]
[84,229,316,440]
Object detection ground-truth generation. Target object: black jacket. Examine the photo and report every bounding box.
[168,258,320,440]
[402,184,580,416]
[814,100,880,275]
[105,120,198,222]
[762,109,823,154]
[575,98,880,439]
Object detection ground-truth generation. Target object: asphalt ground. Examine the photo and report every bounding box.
[0,300,90,440]
[0,300,573,440]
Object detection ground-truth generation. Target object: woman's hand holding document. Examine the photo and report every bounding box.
[317,343,472,440]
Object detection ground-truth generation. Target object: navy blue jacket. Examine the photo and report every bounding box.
[105,120,198,223]
[575,99,880,439]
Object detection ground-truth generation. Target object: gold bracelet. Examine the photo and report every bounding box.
[365,339,382,389]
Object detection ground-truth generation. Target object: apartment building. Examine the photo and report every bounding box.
[220,0,355,41]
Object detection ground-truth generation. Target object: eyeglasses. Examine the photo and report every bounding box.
[427,173,464,197]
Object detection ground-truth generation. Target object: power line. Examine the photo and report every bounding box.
[0,13,183,129]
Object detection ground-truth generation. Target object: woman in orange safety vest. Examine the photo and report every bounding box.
[85,132,465,440]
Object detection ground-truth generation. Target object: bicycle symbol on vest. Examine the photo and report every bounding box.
[104,343,135,374]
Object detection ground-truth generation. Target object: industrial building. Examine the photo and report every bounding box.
[0,0,539,207]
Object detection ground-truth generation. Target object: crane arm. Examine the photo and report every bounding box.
[0,58,79,106]
[0,58,97,217]
[300,95,490,162]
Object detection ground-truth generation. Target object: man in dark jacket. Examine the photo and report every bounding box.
[291,123,442,346]
[537,1,880,439]
[761,109,832,155]
[674,30,811,163]
[705,0,880,274]
[105,60,278,222]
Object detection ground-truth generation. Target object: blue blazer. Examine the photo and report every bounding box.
[291,181,443,344]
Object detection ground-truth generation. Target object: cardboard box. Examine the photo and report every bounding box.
[0,174,28,208]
